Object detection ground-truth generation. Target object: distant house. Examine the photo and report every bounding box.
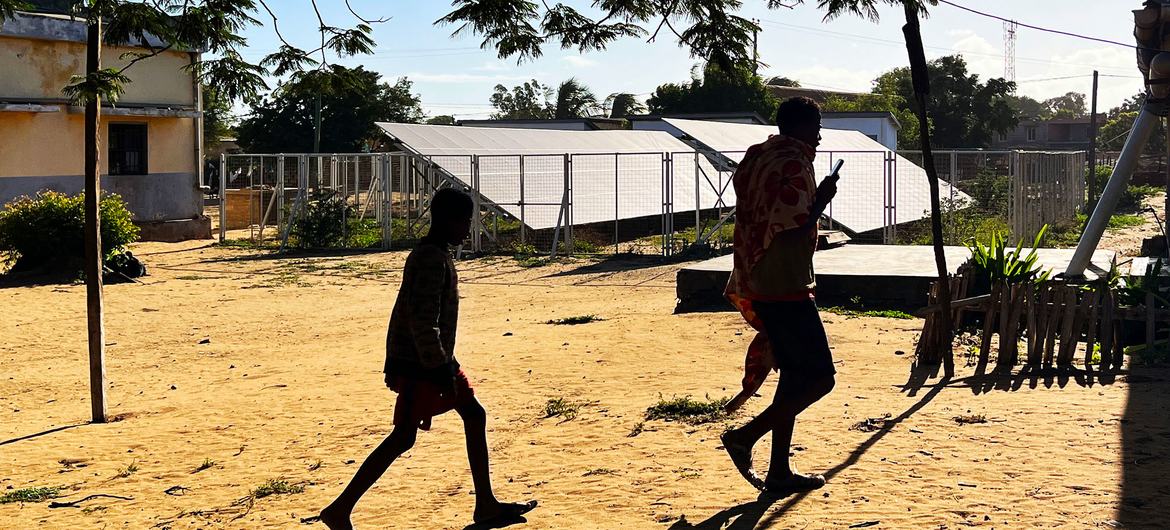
[458,118,627,131]
[0,5,209,241]
[992,118,1092,150]
[821,111,901,151]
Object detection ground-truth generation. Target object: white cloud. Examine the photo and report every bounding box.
[562,55,599,68]
[473,61,511,72]
[405,72,531,84]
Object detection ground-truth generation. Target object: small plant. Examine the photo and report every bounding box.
[115,461,139,478]
[582,468,617,477]
[308,460,323,471]
[251,478,304,499]
[966,225,1053,285]
[508,242,539,255]
[289,191,351,249]
[628,421,645,438]
[953,414,988,425]
[850,414,892,432]
[194,458,216,473]
[824,307,915,320]
[516,255,553,268]
[543,397,581,420]
[546,315,603,325]
[0,486,60,504]
[645,395,730,425]
[0,191,138,273]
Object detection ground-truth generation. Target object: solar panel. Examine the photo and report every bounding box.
[659,118,972,234]
[377,123,726,230]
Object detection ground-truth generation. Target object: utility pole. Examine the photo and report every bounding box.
[84,16,107,424]
[1087,70,1099,211]
[752,18,759,75]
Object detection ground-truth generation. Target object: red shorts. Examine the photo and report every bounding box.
[388,370,475,430]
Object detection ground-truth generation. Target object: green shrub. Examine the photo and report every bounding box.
[1090,166,1161,211]
[966,225,1053,285]
[289,191,350,249]
[0,191,138,272]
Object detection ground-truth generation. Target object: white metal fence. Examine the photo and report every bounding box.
[217,147,903,256]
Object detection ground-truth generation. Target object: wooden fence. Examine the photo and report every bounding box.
[1008,151,1086,244]
[918,272,1163,370]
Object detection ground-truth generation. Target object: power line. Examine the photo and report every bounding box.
[937,0,1149,52]
[757,19,1134,73]
[1016,74,1141,84]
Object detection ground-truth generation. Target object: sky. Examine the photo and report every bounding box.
[234,1,1145,120]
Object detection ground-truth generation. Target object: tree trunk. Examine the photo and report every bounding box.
[902,4,953,371]
[85,19,107,423]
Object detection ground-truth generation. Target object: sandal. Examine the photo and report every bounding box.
[764,472,826,495]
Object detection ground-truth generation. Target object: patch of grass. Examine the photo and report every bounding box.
[953,414,988,425]
[543,397,581,420]
[515,255,553,268]
[114,461,139,478]
[582,468,618,477]
[824,307,915,320]
[1107,214,1145,229]
[0,486,60,504]
[645,395,731,425]
[214,238,278,251]
[194,458,215,473]
[176,275,215,281]
[250,478,304,499]
[628,421,645,438]
[546,315,603,325]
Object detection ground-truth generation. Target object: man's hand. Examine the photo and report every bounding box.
[817,176,839,202]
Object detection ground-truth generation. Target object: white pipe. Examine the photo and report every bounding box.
[1066,106,1161,276]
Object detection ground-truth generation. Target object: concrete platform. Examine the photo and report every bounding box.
[675,245,1119,313]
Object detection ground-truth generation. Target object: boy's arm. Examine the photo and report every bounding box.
[406,247,454,372]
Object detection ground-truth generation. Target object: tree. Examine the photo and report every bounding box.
[202,85,235,151]
[648,62,779,121]
[1008,94,1052,121]
[822,93,921,149]
[489,79,554,119]
[766,76,801,87]
[237,66,423,153]
[553,78,600,119]
[0,0,385,423]
[605,93,647,119]
[426,115,457,125]
[1044,91,1087,119]
[872,55,1017,147]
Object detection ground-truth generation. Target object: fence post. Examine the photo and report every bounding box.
[277,155,285,242]
[566,153,574,255]
[614,153,619,253]
[519,154,526,247]
[694,152,701,246]
[471,154,482,253]
[218,153,227,242]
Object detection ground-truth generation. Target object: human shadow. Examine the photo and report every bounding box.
[1118,363,1170,527]
[544,254,673,278]
[673,362,949,529]
[462,515,530,530]
[0,423,85,447]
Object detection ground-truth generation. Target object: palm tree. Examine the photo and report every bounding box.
[605,93,647,119]
[821,0,952,368]
[554,78,600,119]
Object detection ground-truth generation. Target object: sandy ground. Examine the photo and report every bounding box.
[1098,193,1167,258]
[3,240,1170,529]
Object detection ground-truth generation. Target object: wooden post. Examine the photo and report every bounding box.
[1058,288,1080,366]
[980,282,1000,367]
[1005,283,1027,368]
[1100,288,1115,369]
[84,19,107,423]
[1083,288,1101,368]
[1026,283,1040,366]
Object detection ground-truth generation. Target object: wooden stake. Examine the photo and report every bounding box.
[997,281,1012,367]
[1043,284,1062,366]
[1027,283,1041,366]
[84,19,107,424]
[1100,288,1115,369]
[1083,288,1101,368]
[1058,288,1080,366]
[1005,283,1027,367]
[980,282,1000,367]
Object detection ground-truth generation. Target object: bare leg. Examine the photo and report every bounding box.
[458,398,538,524]
[723,374,835,487]
[320,425,418,530]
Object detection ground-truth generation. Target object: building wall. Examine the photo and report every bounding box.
[0,112,201,219]
[0,23,202,224]
[821,117,898,151]
[0,37,195,107]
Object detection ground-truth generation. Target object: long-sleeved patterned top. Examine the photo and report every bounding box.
[384,236,460,383]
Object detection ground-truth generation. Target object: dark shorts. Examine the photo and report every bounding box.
[388,370,475,431]
[754,298,836,382]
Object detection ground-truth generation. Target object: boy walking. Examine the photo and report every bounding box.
[321,188,537,529]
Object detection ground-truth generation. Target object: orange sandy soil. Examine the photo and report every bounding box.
[2,240,1169,529]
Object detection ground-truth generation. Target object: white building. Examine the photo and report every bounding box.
[821,111,901,151]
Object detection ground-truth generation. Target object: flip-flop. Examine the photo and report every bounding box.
[721,432,765,490]
[474,500,538,527]
[764,473,826,495]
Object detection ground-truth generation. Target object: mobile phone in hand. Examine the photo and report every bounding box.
[827,159,844,183]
